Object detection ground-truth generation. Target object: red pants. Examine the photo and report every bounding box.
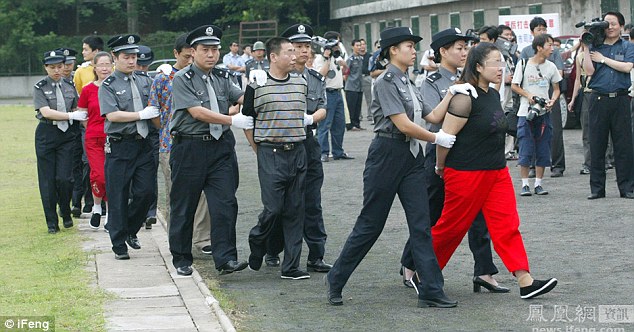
[432,167,529,274]
[85,136,107,201]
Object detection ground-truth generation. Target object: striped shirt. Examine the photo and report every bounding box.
[243,73,307,143]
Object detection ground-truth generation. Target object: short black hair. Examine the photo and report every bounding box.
[266,37,291,60]
[553,37,562,44]
[478,26,499,42]
[532,33,553,53]
[174,33,190,53]
[230,41,239,46]
[497,25,512,37]
[529,17,548,32]
[83,36,104,52]
[604,11,626,26]
[351,39,362,47]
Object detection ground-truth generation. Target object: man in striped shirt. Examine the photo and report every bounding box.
[243,37,311,280]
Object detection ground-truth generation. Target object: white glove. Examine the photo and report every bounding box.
[157,64,172,75]
[138,106,159,120]
[231,113,254,130]
[304,113,314,126]
[68,111,87,121]
[434,129,456,148]
[249,69,267,86]
[449,83,478,98]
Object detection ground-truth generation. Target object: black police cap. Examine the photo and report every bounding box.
[187,25,223,46]
[42,50,65,65]
[379,27,422,50]
[137,45,154,66]
[430,28,476,53]
[281,24,314,43]
[56,48,77,64]
[107,34,141,54]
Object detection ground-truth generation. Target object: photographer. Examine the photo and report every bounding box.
[582,11,634,199]
[512,34,561,196]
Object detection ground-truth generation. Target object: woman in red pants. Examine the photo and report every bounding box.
[433,42,557,299]
[77,51,112,229]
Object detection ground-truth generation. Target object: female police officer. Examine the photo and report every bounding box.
[33,50,87,233]
[325,27,476,308]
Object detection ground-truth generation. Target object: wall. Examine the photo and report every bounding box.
[0,76,43,99]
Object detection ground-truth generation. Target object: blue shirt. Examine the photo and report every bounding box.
[588,39,634,94]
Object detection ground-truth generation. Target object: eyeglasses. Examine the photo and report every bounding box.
[484,61,506,68]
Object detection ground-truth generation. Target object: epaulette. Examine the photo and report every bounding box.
[384,71,394,82]
[63,77,75,86]
[308,68,325,82]
[135,70,149,77]
[184,69,195,80]
[212,67,230,79]
[103,75,116,86]
[245,59,254,67]
[426,72,442,84]
[34,79,48,89]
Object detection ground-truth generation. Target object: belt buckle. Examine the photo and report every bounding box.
[283,143,293,151]
[202,134,213,141]
[52,120,57,125]
[608,92,617,98]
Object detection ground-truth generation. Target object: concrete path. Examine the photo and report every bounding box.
[79,213,233,332]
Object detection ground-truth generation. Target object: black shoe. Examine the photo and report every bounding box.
[71,206,81,218]
[333,153,354,160]
[82,204,92,213]
[62,217,74,228]
[473,276,510,293]
[48,228,58,234]
[89,213,101,229]
[325,275,343,306]
[620,192,634,199]
[145,216,156,229]
[115,252,130,260]
[520,278,557,299]
[218,260,248,275]
[265,254,280,267]
[587,192,606,200]
[307,259,332,272]
[281,270,310,280]
[201,245,213,255]
[550,171,564,178]
[248,254,263,271]
[126,235,141,250]
[418,296,458,308]
[176,266,193,276]
[320,155,329,162]
[534,185,549,195]
[580,167,590,175]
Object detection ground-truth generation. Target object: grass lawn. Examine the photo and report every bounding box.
[0,105,108,331]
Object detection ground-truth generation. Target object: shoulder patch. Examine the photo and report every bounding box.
[34,79,48,89]
[212,67,230,79]
[103,75,116,86]
[184,69,195,80]
[426,72,442,84]
[384,72,394,82]
[308,68,325,81]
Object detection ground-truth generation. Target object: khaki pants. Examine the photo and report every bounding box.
[159,151,211,249]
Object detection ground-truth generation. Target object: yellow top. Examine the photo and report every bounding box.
[73,62,95,94]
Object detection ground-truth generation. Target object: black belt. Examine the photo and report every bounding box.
[375,132,410,142]
[108,133,144,140]
[258,142,298,151]
[39,118,58,125]
[592,90,629,98]
[175,133,219,141]
[326,88,342,93]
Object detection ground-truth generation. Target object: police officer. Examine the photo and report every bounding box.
[33,50,87,233]
[245,41,269,82]
[99,34,160,260]
[263,24,331,273]
[582,11,634,199]
[170,25,253,276]
[57,47,77,80]
[401,28,508,293]
[136,45,154,73]
[326,27,472,307]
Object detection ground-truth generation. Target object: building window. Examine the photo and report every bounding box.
[499,7,511,16]
[411,16,420,51]
[473,10,484,29]
[601,0,619,13]
[528,3,542,14]
[394,19,402,27]
[365,22,372,48]
[379,20,386,32]
[354,24,360,40]
[450,12,460,29]
[430,15,439,35]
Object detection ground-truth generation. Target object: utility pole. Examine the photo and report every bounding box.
[127,0,138,33]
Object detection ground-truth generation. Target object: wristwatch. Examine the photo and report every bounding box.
[601,58,605,64]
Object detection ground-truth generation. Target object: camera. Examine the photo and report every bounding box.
[579,18,608,47]
[526,96,548,121]
[495,37,518,57]
[312,36,341,59]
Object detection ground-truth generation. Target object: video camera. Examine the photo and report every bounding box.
[577,18,608,47]
[526,96,548,121]
[312,36,342,59]
[495,37,518,57]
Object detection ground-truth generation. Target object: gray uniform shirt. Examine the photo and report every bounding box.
[99,70,151,135]
[171,63,244,135]
[245,58,270,79]
[420,66,460,133]
[371,64,432,135]
[344,54,364,92]
[302,67,327,114]
[33,76,78,118]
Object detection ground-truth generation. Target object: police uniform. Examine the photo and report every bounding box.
[33,50,80,233]
[99,34,157,257]
[327,27,454,307]
[169,25,248,274]
[245,54,269,82]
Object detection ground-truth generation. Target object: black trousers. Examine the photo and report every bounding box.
[249,143,306,274]
[144,131,160,218]
[71,126,87,208]
[35,123,76,230]
[588,94,634,195]
[105,136,157,254]
[549,100,566,173]
[327,138,446,300]
[267,131,328,261]
[169,131,239,269]
[345,90,363,129]
[400,147,498,276]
